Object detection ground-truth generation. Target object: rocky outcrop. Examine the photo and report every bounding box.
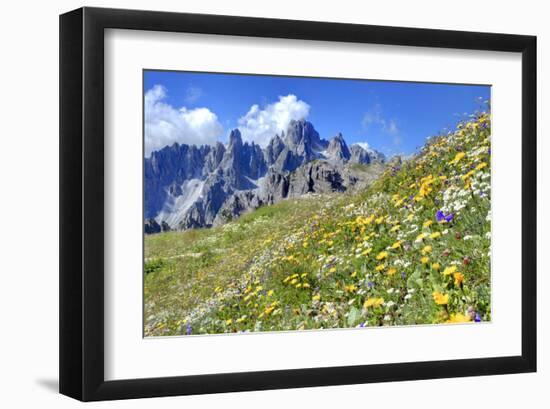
[325,133,351,163]
[144,119,386,232]
[350,144,372,164]
[144,218,171,234]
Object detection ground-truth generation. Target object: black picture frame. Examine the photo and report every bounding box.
[60,6,537,401]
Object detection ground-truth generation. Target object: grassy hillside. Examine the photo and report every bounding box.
[144,112,491,336]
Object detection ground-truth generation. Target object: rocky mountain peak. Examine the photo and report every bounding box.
[326,133,351,162]
[350,144,371,164]
[349,144,387,165]
[284,119,326,152]
[228,128,243,147]
[264,134,286,165]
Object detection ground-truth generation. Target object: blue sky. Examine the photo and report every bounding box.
[144,70,490,157]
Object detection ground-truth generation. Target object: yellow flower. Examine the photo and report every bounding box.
[461,170,475,182]
[387,267,397,276]
[329,267,337,274]
[267,289,274,296]
[364,297,384,308]
[431,262,441,271]
[290,278,298,285]
[432,291,449,305]
[415,233,427,242]
[430,232,442,239]
[421,256,430,264]
[450,152,466,164]
[421,245,432,255]
[344,284,357,293]
[376,251,389,260]
[423,220,433,228]
[391,241,402,249]
[225,319,233,325]
[375,216,385,224]
[390,225,400,232]
[312,294,321,301]
[361,248,372,256]
[350,271,357,278]
[303,282,311,288]
[442,265,457,276]
[375,264,385,272]
[446,313,471,323]
[214,286,223,293]
[476,162,488,171]
[453,272,465,286]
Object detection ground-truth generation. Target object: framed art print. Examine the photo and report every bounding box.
[60,7,537,401]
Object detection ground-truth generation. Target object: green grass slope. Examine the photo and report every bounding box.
[145,112,491,336]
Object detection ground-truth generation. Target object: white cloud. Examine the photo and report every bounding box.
[238,94,310,147]
[385,119,399,135]
[353,142,371,150]
[184,86,204,104]
[362,104,400,136]
[144,85,223,156]
[361,104,402,149]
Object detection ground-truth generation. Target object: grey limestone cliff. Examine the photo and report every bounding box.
[144,119,386,232]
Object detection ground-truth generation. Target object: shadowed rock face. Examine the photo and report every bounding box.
[144,119,386,232]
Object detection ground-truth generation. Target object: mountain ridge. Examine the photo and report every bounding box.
[144,119,386,232]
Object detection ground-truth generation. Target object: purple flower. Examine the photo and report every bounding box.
[474,313,481,323]
[186,323,192,335]
[436,210,454,223]
[368,281,375,288]
[444,213,455,223]
[488,148,491,155]
[401,272,407,279]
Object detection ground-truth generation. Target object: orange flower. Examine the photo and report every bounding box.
[453,272,465,286]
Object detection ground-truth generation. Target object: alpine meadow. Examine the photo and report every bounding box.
[143,71,491,337]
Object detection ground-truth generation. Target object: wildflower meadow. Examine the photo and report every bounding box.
[144,112,491,336]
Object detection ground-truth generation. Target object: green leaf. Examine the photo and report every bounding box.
[347,306,362,327]
[408,269,423,289]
